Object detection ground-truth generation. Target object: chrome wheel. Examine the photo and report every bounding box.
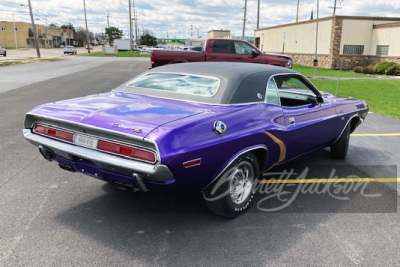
[229,161,254,204]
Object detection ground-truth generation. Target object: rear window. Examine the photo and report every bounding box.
[126,73,220,97]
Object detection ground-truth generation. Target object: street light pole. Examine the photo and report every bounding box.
[27,0,40,58]
[313,0,319,78]
[83,0,91,53]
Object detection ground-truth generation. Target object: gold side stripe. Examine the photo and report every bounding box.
[259,178,400,184]
[351,133,400,136]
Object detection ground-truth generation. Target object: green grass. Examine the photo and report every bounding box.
[294,64,372,78]
[79,51,150,57]
[310,79,400,120]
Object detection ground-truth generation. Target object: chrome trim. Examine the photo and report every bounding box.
[124,72,221,98]
[33,123,158,164]
[202,145,268,191]
[331,114,359,145]
[23,130,173,180]
[26,113,161,162]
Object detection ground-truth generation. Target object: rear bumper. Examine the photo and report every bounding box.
[23,129,174,185]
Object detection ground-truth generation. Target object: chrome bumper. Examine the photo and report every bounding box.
[23,129,174,183]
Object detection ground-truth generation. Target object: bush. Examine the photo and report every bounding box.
[353,66,363,73]
[385,65,399,76]
[374,61,397,74]
[362,66,374,74]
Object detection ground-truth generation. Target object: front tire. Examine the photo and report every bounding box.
[330,122,351,159]
[3,51,6,57]
[203,153,259,218]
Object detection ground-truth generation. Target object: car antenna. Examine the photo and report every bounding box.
[335,58,342,96]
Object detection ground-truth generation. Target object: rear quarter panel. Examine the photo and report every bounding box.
[145,104,287,190]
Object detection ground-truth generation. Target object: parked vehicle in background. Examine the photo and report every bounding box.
[0,45,6,56]
[63,46,77,55]
[23,62,368,218]
[150,39,292,69]
[114,39,131,51]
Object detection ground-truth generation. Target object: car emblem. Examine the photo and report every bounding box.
[112,123,142,133]
[214,121,227,136]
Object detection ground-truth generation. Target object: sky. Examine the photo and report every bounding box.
[1,0,400,39]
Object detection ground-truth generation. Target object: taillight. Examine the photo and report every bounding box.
[34,124,74,142]
[150,55,155,64]
[97,140,156,163]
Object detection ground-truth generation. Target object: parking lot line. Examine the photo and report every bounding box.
[259,178,400,184]
[351,133,400,136]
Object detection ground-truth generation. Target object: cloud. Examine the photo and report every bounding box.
[1,0,399,39]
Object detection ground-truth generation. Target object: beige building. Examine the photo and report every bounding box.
[254,16,400,69]
[207,30,231,39]
[0,21,62,48]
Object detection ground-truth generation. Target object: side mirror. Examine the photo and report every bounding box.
[252,49,260,57]
[316,95,324,104]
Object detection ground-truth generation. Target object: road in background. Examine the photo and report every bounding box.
[0,58,398,266]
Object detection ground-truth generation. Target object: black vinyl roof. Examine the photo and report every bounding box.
[116,62,298,105]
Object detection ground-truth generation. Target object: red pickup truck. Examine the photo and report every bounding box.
[151,39,292,69]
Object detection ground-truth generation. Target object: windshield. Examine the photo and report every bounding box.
[125,73,220,97]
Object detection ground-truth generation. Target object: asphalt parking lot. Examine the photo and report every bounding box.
[0,58,399,266]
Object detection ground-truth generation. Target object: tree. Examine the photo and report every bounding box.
[105,27,123,46]
[61,23,75,31]
[140,33,157,46]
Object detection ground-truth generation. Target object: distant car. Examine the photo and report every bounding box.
[23,62,369,218]
[64,46,77,55]
[0,45,6,56]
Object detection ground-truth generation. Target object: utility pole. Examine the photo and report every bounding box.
[107,11,110,28]
[296,0,300,23]
[242,0,247,40]
[135,8,138,46]
[129,0,132,51]
[83,0,91,53]
[27,0,40,58]
[313,0,319,78]
[44,15,48,47]
[12,13,18,49]
[257,0,260,29]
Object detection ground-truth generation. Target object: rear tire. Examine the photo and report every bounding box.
[203,153,259,218]
[330,122,351,159]
[3,51,6,57]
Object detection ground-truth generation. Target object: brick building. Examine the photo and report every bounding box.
[254,16,400,69]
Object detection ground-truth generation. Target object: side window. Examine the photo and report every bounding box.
[266,78,280,105]
[212,41,234,54]
[234,42,253,55]
[274,76,318,107]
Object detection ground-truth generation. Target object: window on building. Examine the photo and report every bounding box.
[343,45,364,55]
[376,45,389,56]
[38,29,42,36]
[1,27,5,31]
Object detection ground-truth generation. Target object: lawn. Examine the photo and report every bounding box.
[79,51,150,57]
[293,64,372,78]
[310,78,400,120]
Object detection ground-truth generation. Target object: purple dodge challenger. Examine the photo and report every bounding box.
[23,62,368,217]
